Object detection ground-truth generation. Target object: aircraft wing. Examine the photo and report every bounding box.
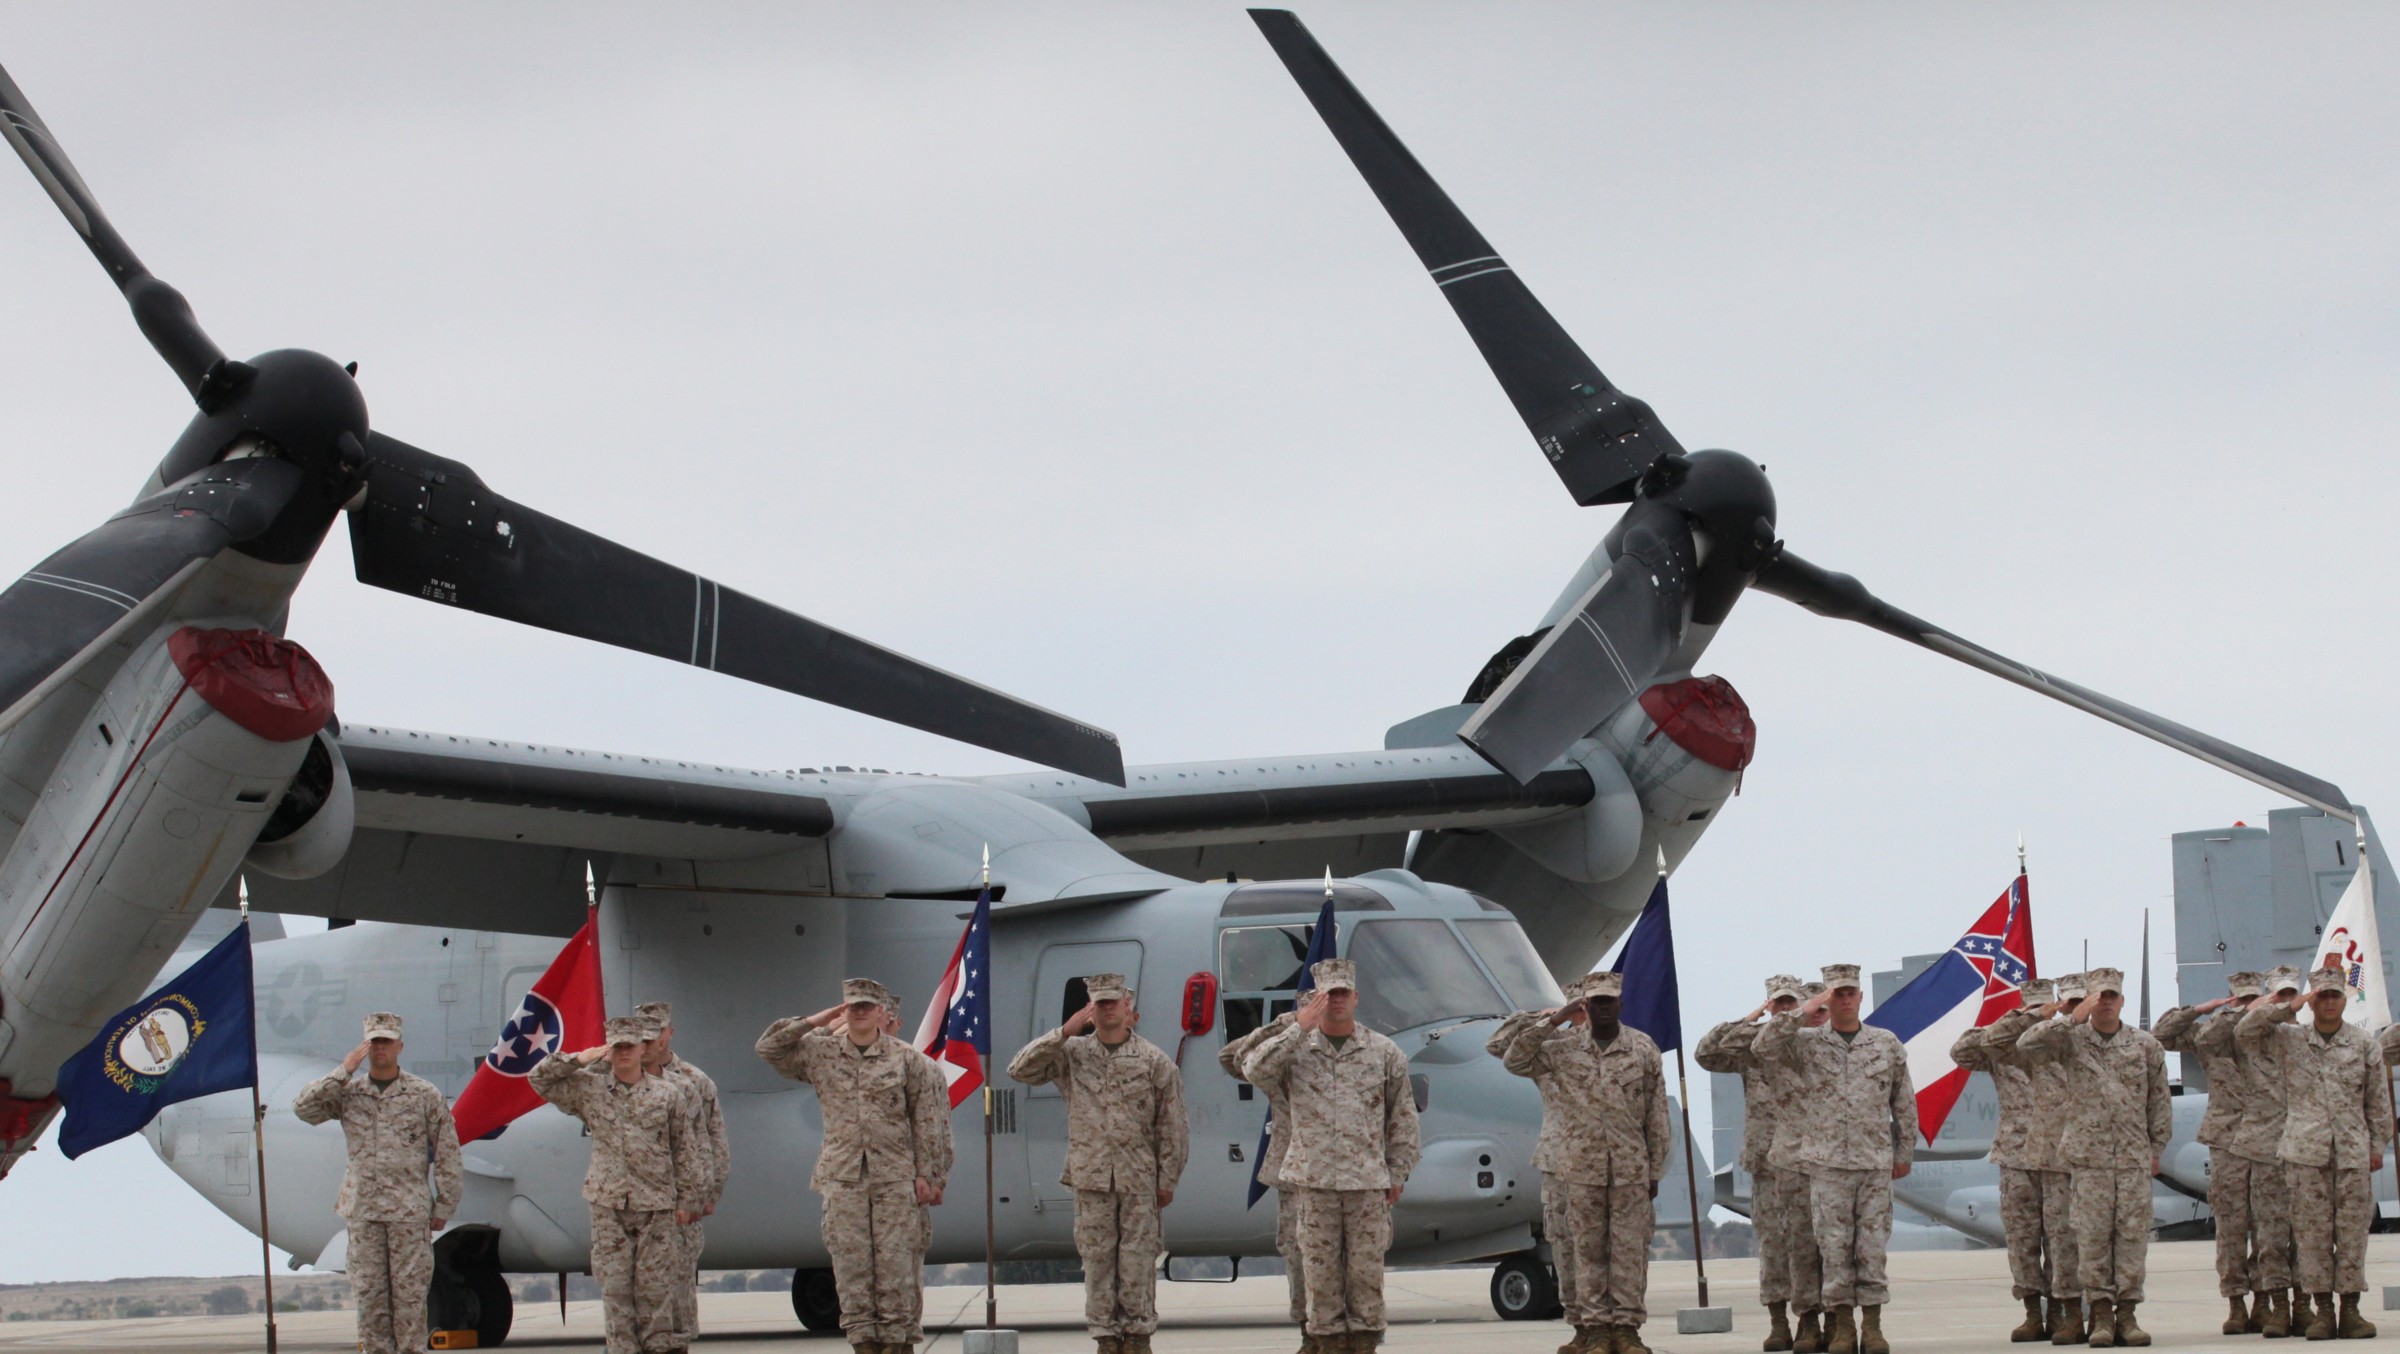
[230,725,839,935]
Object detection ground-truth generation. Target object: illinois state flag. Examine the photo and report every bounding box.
[454,911,604,1143]
[1865,872,2035,1145]
[57,922,257,1159]
[916,887,992,1110]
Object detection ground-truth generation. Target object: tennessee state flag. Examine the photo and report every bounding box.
[454,909,604,1143]
[915,886,991,1109]
[1866,872,2035,1145]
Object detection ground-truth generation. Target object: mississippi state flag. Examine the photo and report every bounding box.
[454,909,604,1143]
[1865,872,2035,1145]
[915,887,992,1109]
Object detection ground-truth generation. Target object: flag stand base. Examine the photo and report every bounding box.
[1676,1307,1733,1334]
[962,1329,1020,1353]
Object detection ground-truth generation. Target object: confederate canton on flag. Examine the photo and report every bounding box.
[1864,872,2035,1145]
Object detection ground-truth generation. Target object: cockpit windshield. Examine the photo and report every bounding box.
[1455,918,1568,1010]
[1347,919,1509,1035]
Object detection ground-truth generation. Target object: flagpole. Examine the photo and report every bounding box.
[2361,821,2400,1217]
[1673,1045,1708,1306]
[982,844,998,1333]
[240,878,279,1354]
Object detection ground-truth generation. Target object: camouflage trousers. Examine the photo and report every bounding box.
[591,1205,688,1354]
[2230,1152,2293,1291]
[1560,1179,1653,1328]
[2069,1168,2149,1304]
[1293,1187,1391,1336]
[1543,1172,1580,1315]
[1772,1166,1823,1314]
[2287,1162,2372,1295]
[671,1218,704,1339]
[348,1217,433,1354]
[1277,1187,1303,1321]
[2210,1153,2263,1296]
[1808,1167,1893,1308]
[1074,1189,1164,1336]
[1998,1167,2047,1300]
[2034,1170,2080,1300]
[822,1180,924,1345]
[1752,1168,1790,1307]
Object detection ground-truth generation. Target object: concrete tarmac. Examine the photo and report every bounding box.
[6,1236,2394,1352]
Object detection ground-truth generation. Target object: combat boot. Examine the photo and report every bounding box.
[2309,1293,2338,1342]
[2265,1290,2294,1339]
[2233,1296,2260,1336]
[2339,1294,2377,1340]
[1767,1300,1795,1352]
[1860,1305,1889,1354]
[2014,1296,2049,1342]
[1621,1325,1653,1354]
[1558,1326,1595,1354]
[2050,1299,2087,1346]
[2116,1302,2150,1348]
[2087,1298,2116,1349]
[1827,1305,1859,1354]
[1794,1309,1826,1354]
[1097,1339,1123,1354]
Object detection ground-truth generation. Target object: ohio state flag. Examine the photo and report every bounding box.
[454,910,604,1142]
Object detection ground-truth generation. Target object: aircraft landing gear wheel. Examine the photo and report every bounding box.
[791,1267,841,1331]
[466,1266,514,1347]
[1491,1251,1561,1321]
[428,1231,515,1347]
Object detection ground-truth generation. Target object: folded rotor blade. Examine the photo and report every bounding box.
[1249,9,1678,507]
[347,434,1126,785]
[1458,504,1696,782]
[1753,549,2352,819]
[0,61,227,402]
[0,457,303,734]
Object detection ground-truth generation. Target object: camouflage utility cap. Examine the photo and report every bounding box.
[843,977,895,1009]
[603,1016,648,1047]
[634,1001,672,1026]
[2056,972,2088,1001]
[1311,958,1357,992]
[1084,973,1131,1003]
[1821,963,1861,990]
[2227,971,2264,998]
[2267,965,2303,995]
[2085,967,2125,996]
[2021,977,2055,1004]
[1765,973,1805,1003]
[1579,971,1624,1000]
[1802,981,1827,998]
[2310,967,2348,995]
[362,1012,404,1041]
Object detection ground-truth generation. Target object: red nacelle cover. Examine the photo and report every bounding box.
[168,627,335,744]
[1638,675,1755,772]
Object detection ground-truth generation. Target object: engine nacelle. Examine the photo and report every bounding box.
[245,730,353,880]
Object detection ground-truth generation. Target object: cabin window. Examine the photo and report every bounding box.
[1346,919,1508,1035]
[1456,919,1567,1010]
[1217,924,1314,1041]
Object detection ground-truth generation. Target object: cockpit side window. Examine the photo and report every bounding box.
[1455,919,1568,1010]
[1217,923,1315,1041]
[1345,919,1508,1035]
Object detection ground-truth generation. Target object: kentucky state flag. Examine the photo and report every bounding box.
[454,909,605,1143]
[1866,872,2035,1145]
[56,922,257,1159]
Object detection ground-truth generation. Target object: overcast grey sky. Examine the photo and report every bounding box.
[1,3,2394,1284]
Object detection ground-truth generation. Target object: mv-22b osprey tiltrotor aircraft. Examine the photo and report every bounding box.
[5,10,2361,1347]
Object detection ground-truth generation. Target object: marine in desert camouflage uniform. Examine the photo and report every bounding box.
[2014,966,2168,1350]
[1007,973,1190,1354]
[2221,965,2307,1334]
[2239,967,2390,1341]
[1504,971,1670,1354]
[1224,1008,1308,1324]
[1756,964,1912,1354]
[1950,977,2055,1343]
[532,1016,708,1354]
[292,1012,464,1354]
[1769,981,1835,1352]
[1490,987,1599,1334]
[634,1002,730,1343]
[1696,974,1809,1352]
[1243,957,1422,1354]
[756,979,955,1354]
[2154,972,2259,1333]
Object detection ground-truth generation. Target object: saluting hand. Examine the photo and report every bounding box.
[340,1043,369,1076]
[1064,1002,1098,1037]
[805,1004,847,1030]
[573,1046,610,1065]
[1801,989,1834,1019]
[2069,995,2099,1024]
[1295,991,1329,1033]
[1745,1003,1770,1023]
[1547,1000,1586,1028]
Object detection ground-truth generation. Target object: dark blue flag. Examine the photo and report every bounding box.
[56,921,257,1159]
[1608,878,1682,1053]
[1248,894,1338,1207]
